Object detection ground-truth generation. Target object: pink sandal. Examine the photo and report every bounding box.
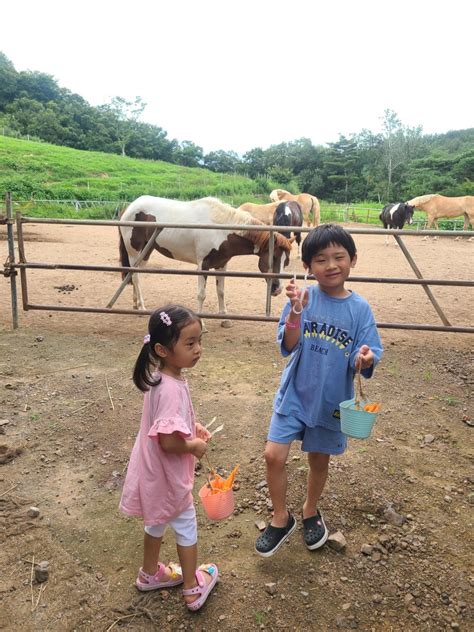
[135,562,183,591]
[182,563,218,611]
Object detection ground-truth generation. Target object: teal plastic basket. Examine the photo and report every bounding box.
[339,397,378,439]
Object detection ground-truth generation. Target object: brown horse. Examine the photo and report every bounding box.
[406,194,474,230]
[237,201,280,224]
[270,189,320,227]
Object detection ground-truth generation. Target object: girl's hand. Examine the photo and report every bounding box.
[190,438,207,459]
[195,422,211,442]
[355,345,374,370]
[286,276,308,313]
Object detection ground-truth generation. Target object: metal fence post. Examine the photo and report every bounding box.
[5,192,19,329]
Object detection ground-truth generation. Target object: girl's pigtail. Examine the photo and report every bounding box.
[132,343,161,392]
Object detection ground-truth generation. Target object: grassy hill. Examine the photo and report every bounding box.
[1,136,464,229]
[0,136,274,217]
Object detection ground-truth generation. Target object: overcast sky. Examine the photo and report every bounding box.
[2,0,473,154]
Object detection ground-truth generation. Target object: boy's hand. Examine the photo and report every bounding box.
[355,345,374,370]
[195,422,211,442]
[286,277,308,312]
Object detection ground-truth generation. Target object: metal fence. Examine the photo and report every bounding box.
[3,194,473,333]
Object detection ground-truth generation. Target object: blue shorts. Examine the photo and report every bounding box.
[267,411,347,455]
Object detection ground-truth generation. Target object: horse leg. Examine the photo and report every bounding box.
[295,231,302,258]
[129,255,146,310]
[216,265,232,328]
[196,264,209,331]
[131,272,146,311]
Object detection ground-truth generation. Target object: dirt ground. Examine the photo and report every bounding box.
[0,222,473,631]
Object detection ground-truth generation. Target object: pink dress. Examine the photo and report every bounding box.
[119,373,196,526]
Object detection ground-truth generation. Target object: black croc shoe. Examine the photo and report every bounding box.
[302,510,328,550]
[255,513,297,557]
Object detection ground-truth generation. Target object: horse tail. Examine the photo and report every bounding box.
[119,231,132,283]
[310,196,320,227]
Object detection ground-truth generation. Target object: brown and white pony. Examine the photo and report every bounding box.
[406,194,474,231]
[118,196,293,324]
[270,189,320,227]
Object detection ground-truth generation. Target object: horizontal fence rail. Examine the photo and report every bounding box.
[15,216,474,237]
[9,262,474,287]
[2,209,474,334]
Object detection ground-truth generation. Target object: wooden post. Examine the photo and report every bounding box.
[265,229,275,316]
[6,193,18,329]
[394,234,451,326]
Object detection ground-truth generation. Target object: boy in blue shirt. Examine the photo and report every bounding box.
[256,224,383,557]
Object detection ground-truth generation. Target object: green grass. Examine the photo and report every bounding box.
[0,136,273,217]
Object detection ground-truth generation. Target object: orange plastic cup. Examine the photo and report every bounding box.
[198,483,235,521]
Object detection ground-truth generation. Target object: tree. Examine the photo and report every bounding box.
[100,96,146,156]
[241,147,267,178]
[0,53,18,110]
[5,97,45,136]
[324,135,360,203]
[173,140,203,167]
[203,150,240,173]
[380,109,407,201]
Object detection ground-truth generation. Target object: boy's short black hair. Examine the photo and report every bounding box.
[302,224,357,265]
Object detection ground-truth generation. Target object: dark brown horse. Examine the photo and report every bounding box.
[273,201,304,258]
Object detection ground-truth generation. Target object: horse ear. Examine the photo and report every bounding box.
[289,236,296,243]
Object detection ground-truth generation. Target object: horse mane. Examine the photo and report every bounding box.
[203,196,292,252]
[407,193,439,207]
[270,189,292,202]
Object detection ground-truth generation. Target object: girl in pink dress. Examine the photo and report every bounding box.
[119,304,218,611]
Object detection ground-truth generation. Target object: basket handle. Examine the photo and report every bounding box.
[354,363,368,409]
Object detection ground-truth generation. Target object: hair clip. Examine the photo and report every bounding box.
[160,311,172,326]
[143,334,150,344]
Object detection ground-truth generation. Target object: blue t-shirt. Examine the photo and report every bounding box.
[273,286,383,431]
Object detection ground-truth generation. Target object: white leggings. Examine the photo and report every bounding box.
[144,505,197,547]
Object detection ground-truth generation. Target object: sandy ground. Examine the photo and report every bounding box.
[0,222,473,631]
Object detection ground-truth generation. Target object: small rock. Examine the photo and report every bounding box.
[327,531,347,551]
[404,593,414,607]
[423,434,435,444]
[383,507,406,526]
[35,336,44,342]
[255,520,266,532]
[372,594,383,603]
[27,507,40,518]
[361,544,373,555]
[34,561,49,583]
[265,582,277,596]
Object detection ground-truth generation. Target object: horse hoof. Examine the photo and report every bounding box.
[220,319,233,328]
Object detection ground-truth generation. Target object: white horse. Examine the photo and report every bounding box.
[118,196,293,324]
